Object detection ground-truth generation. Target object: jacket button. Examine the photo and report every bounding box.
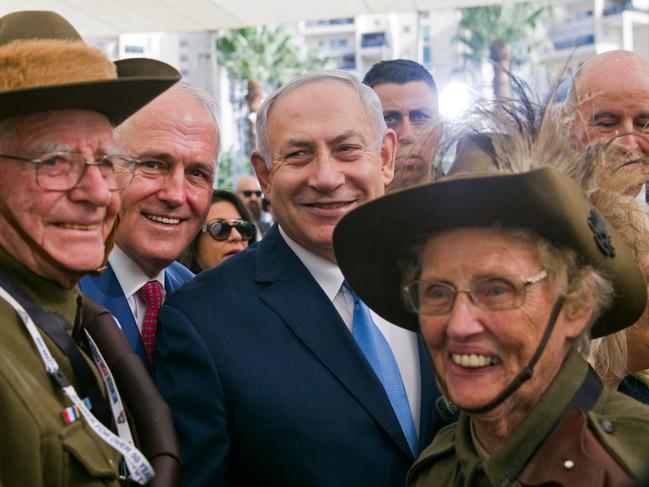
[600,419,615,433]
[563,459,575,470]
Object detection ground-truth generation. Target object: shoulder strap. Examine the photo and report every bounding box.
[563,365,603,414]
[0,268,112,428]
[82,295,181,487]
[503,365,604,485]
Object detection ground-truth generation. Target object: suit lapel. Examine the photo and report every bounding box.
[164,263,182,293]
[164,267,176,293]
[81,264,148,364]
[256,228,414,460]
[417,335,436,453]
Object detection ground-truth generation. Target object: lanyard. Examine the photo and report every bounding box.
[0,284,154,484]
[0,268,112,427]
[85,329,135,444]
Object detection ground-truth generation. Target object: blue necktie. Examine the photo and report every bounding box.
[344,283,418,456]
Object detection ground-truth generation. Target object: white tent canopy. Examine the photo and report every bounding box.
[3,0,522,36]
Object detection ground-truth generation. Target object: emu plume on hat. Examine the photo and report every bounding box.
[0,10,180,125]
[333,93,648,339]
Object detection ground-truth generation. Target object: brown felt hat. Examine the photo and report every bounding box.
[0,10,180,125]
[333,166,647,339]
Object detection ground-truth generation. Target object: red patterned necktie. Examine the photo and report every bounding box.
[136,280,164,364]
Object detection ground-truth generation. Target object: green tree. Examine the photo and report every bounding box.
[218,26,325,155]
[456,2,550,99]
[216,149,251,190]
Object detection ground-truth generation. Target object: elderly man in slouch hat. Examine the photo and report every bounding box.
[0,10,179,486]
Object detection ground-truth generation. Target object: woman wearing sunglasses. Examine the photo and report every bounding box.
[180,190,257,273]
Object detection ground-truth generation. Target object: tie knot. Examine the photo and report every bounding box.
[137,280,164,308]
[342,280,360,304]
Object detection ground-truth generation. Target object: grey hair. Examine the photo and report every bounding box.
[399,225,614,355]
[254,70,388,167]
[116,81,221,160]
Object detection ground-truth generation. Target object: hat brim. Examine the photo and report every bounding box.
[0,58,180,125]
[333,167,647,339]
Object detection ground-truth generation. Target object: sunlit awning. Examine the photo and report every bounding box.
[4,0,527,36]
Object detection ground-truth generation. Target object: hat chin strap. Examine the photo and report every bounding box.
[440,296,566,416]
[0,199,115,282]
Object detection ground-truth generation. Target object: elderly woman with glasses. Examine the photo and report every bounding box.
[180,189,257,273]
[334,158,649,485]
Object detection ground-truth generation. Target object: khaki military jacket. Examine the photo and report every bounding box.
[407,349,649,487]
[0,248,121,486]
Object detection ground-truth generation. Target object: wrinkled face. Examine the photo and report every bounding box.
[115,89,218,277]
[573,58,649,159]
[417,227,584,412]
[372,81,441,190]
[0,110,120,286]
[196,200,249,270]
[252,80,395,262]
[236,176,262,219]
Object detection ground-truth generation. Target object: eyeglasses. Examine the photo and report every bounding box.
[402,269,548,315]
[202,219,256,241]
[0,152,138,191]
[241,190,262,198]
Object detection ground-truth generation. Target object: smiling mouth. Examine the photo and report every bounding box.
[306,201,352,209]
[451,353,502,368]
[57,223,97,231]
[143,213,181,225]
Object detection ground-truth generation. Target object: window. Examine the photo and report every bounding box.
[124,45,144,54]
[361,32,387,48]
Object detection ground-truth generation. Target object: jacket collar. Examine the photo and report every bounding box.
[253,225,416,460]
[458,349,590,485]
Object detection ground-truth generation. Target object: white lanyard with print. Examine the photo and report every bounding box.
[0,285,154,485]
[84,329,135,444]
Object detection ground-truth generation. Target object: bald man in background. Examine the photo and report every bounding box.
[236,174,272,236]
[570,50,649,195]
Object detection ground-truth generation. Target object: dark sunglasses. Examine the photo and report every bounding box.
[241,190,262,197]
[202,219,255,241]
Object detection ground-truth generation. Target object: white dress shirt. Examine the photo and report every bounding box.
[279,226,421,433]
[108,245,166,333]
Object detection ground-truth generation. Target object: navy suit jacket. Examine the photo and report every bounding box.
[153,226,448,487]
[79,260,193,367]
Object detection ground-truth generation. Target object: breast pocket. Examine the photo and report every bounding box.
[61,421,119,486]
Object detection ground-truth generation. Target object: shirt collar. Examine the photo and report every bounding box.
[278,225,344,300]
[108,245,165,298]
[0,245,79,325]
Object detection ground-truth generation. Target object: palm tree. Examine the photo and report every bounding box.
[218,26,323,154]
[456,3,550,99]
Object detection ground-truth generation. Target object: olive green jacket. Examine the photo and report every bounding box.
[0,248,121,486]
[407,349,649,487]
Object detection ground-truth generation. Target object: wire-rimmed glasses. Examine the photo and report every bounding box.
[402,270,548,315]
[0,151,139,191]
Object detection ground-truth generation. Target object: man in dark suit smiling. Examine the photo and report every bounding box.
[154,71,445,487]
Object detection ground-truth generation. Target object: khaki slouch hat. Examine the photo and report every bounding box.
[0,10,180,124]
